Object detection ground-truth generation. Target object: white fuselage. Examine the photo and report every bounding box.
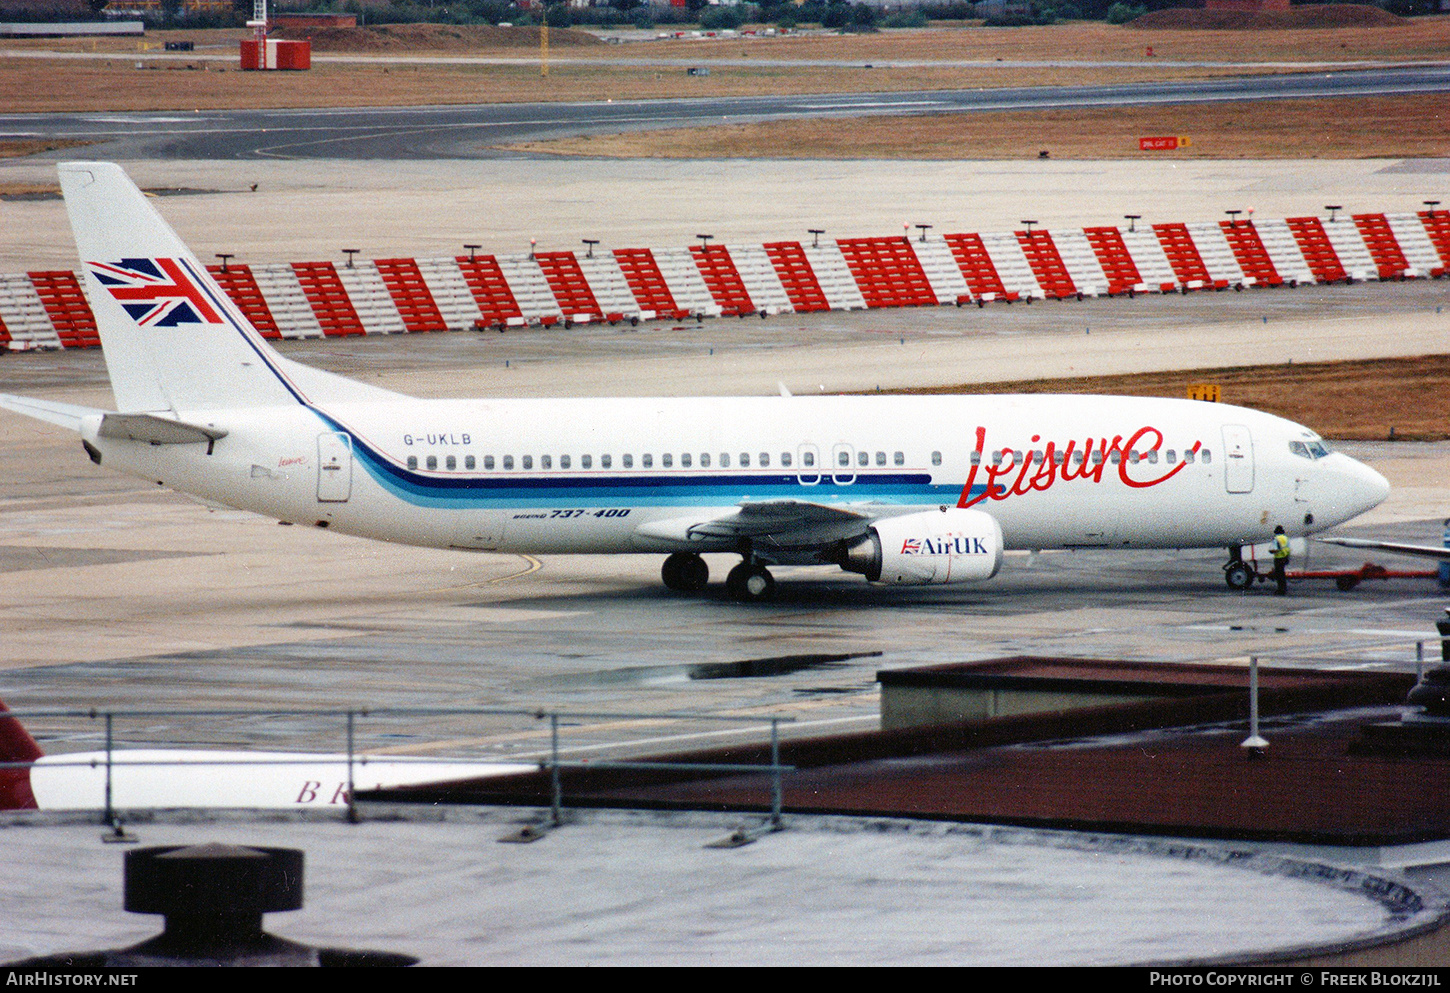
[78,393,1389,562]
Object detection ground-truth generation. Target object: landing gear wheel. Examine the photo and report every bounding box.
[726,561,776,602]
[1224,561,1254,591]
[661,552,709,593]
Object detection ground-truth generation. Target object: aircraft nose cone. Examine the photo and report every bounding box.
[1348,460,1390,515]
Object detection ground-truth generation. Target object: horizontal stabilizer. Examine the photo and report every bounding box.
[0,393,102,432]
[1317,537,1450,561]
[98,412,227,446]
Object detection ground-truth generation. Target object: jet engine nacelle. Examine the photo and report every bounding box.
[839,507,1004,585]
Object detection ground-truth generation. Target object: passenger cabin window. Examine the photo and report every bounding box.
[465,455,476,470]
[663,454,673,468]
[1202,449,1213,463]
[1166,451,1176,464]
[856,451,867,467]
[681,453,692,468]
[894,451,904,466]
[541,455,552,470]
[560,455,571,469]
[426,455,438,470]
[446,455,456,470]
[504,455,514,470]
[643,454,653,468]
[407,456,418,470]
[759,453,768,467]
[484,455,495,470]
[1184,451,1195,464]
[1146,450,1157,464]
[801,452,813,467]
[581,455,591,469]
[721,453,731,468]
[782,452,792,467]
[701,453,711,468]
[875,451,886,467]
[596,455,606,469]
[932,452,942,466]
[618,454,628,469]
[838,451,850,467]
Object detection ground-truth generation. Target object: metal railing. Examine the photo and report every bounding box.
[0,705,797,831]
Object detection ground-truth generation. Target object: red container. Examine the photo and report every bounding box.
[239,38,311,70]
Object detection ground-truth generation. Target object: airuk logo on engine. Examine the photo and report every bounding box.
[901,536,989,555]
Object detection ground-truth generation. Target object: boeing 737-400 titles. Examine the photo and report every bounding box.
[0,163,1391,601]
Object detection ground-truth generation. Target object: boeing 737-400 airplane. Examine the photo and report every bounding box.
[0,163,1392,600]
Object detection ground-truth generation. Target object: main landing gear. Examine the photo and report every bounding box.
[660,552,777,602]
[661,552,709,593]
[726,560,776,602]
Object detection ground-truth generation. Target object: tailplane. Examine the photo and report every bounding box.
[59,162,404,414]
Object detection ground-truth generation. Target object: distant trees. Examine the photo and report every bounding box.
[1105,2,1146,23]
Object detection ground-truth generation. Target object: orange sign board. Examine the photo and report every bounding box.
[1139,136,1192,151]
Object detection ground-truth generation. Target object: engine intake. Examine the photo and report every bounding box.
[840,507,1003,585]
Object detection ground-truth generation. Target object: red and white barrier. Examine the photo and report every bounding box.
[4,209,1450,349]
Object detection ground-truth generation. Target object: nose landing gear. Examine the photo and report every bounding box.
[1224,559,1254,591]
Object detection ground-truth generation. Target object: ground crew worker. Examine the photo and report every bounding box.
[1270,525,1290,596]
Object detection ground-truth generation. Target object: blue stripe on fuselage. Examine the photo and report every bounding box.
[307,409,977,509]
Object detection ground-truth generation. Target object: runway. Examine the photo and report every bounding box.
[2,64,1448,158]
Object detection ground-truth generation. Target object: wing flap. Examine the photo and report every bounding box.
[635,500,873,545]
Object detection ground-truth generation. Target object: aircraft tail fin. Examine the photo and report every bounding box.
[58,162,405,414]
[0,699,42,811]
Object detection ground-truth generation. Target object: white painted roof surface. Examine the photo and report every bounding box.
[0,808,1430,967]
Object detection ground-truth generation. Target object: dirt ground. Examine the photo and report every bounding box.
[0,57,1271,114]
[1130,4,1406,30]
[9,19,1446,64]
[503,93,1450,159]
[2,19,1448,115]
[896,354,1450,441]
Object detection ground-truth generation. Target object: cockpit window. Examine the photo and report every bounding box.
[1292,440,1332,459]
[1289,441,1311,459]
[1307,440,1332,459]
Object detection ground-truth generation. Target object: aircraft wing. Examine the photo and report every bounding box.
[0,393,102,432]
[634,499,874,547]
[1317,537,1450,561]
